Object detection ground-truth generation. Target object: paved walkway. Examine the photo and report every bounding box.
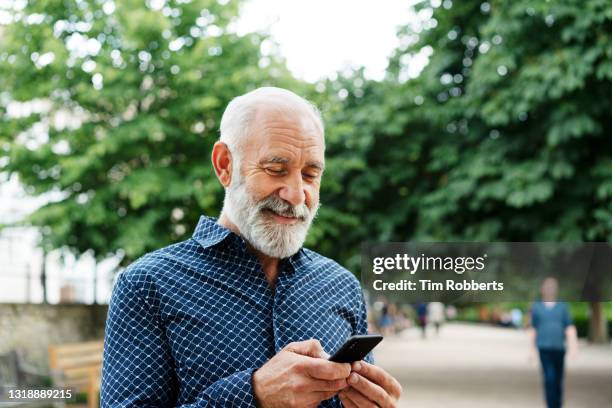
[373,323,612,408]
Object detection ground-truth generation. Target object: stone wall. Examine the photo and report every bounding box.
[0,303,108,372]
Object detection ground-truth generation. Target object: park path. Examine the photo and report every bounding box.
[372,322,612,408]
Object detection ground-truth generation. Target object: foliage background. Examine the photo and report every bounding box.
[1,0,611,276]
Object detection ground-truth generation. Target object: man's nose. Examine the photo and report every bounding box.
[279,173,306,207]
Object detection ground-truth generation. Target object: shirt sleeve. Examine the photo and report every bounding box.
[355,283,375,365]
[101,271,257,407]
[322,278,376,408]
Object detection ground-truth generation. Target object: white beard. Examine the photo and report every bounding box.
[221,172,319,259]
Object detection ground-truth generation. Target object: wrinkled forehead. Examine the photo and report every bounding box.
[245,104,325,157]
[254,102,323,137]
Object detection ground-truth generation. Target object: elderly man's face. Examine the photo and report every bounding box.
[222,107,324,258]
[241,108,324,213]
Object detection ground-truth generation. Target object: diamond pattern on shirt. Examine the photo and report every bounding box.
[101,215,373,407]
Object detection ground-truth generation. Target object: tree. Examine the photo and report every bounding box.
[318,0,611,341]
[0,0,301,265]
[2,1,610,341]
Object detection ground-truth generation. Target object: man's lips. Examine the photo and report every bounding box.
[262,209,302,225]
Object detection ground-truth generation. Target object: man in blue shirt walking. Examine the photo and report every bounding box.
[528,277,578,408]
[101,87,402,407]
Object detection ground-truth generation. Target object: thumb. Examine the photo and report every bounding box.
[285,339,327,358]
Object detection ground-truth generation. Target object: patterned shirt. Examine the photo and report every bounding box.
[101,215,373,407]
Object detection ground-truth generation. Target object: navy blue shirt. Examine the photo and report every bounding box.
[530,301,573,350]
[101,215,372,407]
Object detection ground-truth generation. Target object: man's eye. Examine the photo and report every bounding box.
[266,168,285,175]
[302,172,318,180]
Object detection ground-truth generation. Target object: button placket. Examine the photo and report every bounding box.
[272,259,294,352]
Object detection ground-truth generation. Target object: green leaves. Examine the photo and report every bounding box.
[547,113,601,146]
[317,0,612,255]
[0,0,297,265]
[1,0,611,273]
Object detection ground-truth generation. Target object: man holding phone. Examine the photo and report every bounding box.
[101,87,402,407]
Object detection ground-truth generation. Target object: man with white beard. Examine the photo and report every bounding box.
[101,87,402,408]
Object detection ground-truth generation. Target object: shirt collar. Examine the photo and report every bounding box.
[191,215,232,249]
[191,215,313,262]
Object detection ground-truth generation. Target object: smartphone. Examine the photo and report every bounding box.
[328,334,383,363]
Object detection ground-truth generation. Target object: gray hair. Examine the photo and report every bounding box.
[219,87,325,163]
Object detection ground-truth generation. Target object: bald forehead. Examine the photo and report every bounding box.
[249,104,324,146]
[236,104,325,173]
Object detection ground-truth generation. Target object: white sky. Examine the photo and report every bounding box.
[0,0,422,303]
[237,0,418,82]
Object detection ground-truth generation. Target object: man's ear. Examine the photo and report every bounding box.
[211,141,234,187]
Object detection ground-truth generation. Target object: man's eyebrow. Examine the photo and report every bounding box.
[306,161,325,171]
[260,156,289,165]
[260,156,325,171]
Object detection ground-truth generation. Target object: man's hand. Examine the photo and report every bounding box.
[338,360,402,408]
[252,339,351,408]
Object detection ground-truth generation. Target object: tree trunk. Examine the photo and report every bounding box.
[40,249,48,304]
[589,301,609,343]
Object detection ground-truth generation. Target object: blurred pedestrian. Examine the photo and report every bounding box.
[416,302,428,339]
[511,308,523,328]
[379,300,394,336]
[428,302,445,336]
[528,277,578,408]
[445,305,457,320]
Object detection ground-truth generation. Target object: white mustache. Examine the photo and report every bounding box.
[257,195,310,221]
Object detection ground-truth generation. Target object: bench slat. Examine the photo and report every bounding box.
[48,340,103,408]
[52,354,103,369]
[51,341,104,356]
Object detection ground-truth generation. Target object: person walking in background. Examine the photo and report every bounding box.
[528,277,578,408]
[416,302,428,339]
[511,308,524,328]
[378,300,394,336]
[428,302,445,336]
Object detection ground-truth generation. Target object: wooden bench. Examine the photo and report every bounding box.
[48,340,103,408]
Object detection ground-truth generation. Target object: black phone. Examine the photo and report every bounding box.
[328,334,383,363]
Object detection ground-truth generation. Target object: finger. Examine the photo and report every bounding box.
[347,372,394,408]
[304,357,351,380]
[353,360,402,398]
[299,390,338,408]
[285,338,325,358]
[340,387,377,408]
[338,392,359,408]
[307,377,348,392]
